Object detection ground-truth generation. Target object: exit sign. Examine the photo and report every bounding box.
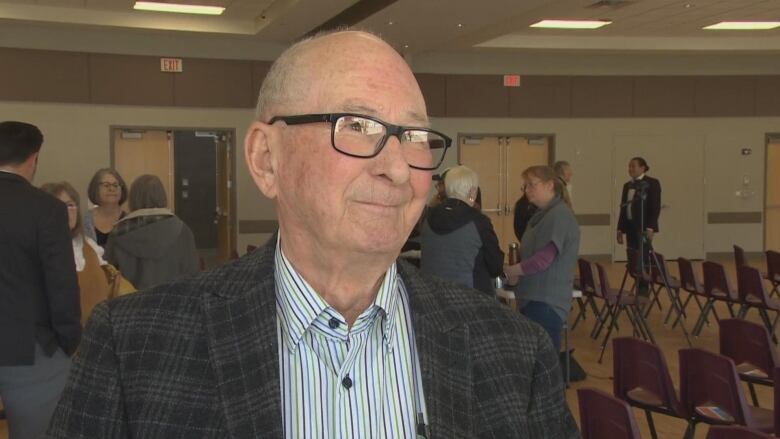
[503,74,521,87]
[160,58,183,73]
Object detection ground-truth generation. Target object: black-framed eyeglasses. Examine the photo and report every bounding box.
[268,113,451,171]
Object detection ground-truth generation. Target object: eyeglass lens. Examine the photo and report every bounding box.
[333,115,446,169]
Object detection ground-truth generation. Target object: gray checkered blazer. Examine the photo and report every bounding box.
[46,240,580,438]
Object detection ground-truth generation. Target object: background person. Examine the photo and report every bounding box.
[420,165,504,295]
[505,165,580,351]
[553,160,574,207]
[0,121,81,439]
[104,174,198,290]
[617,156,661,296]
[41,181,113,326]
[84,168,128,247]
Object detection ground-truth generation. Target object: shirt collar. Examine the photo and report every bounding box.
[634,174,646,181]
[274,238,400,351]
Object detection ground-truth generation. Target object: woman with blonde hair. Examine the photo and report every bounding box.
[505,165,580,350]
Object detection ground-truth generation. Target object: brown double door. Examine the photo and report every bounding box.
[459,135,551,254]
[112,128,235,265]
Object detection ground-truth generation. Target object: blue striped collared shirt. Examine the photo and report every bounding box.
[275,241,427,438]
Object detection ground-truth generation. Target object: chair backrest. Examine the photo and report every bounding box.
[578,258,598,295]
[767,250,780,281]
[737,265,772,306]
[707,425,773,439]
[719,318,778,380]
[734,245,747,269]
[246,244,258,254]
[703,261,735,299]
[679,348,752,428]
[595,262,617,298]
[678,257,702,294]
[578,387,642,439]
[613,337,686,418]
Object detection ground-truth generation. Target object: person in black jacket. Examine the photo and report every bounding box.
[420,165,504,295]
[0,121,81,439]
[617,156,662,296]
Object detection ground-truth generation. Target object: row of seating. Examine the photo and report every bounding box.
[579,318,779,439]
[573,249,780,362]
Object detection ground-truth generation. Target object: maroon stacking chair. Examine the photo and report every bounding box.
[577,387,642,439]
[693,261,739,337]
[572,258,604,332]
[719,318,778,407]
[246,244,258,254]
[735,245,771,285]
[735,245,749,271]
[621,248,659,317]
[676,257,710,329]
[707,426,773,439]
[767,250,780,298]
[594,263,653,363]
[679,348,774,438]
[774,365,780,436]
[736,265,780,344]
[648,252,686,326]
[613,337,686,439]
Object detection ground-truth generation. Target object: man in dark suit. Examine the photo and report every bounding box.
[0,121,81,439]
[47,31,579,439]
[617,156,662,296]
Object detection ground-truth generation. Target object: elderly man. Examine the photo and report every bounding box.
[47,31,578,439]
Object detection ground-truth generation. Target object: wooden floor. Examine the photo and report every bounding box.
[0,256,773,439]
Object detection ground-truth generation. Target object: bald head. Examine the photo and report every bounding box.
[255,31,426,123]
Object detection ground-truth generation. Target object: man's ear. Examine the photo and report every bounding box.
[244,121,279,199]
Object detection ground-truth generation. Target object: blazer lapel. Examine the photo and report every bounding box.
[400,262,473,438]
[204,246,283,438]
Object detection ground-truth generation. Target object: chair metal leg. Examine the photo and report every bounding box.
[683,420,696,439]
[748,382,759,407]
[643,286,663,318]
[644,410,658,439]
[598,306,623,364]
[634,305,656,344]
[693,299,714,336]
[571,297,587,330]
[758,308,778,344]
[591,303,610,339]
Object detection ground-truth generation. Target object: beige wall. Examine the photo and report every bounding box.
[1,101,773,256]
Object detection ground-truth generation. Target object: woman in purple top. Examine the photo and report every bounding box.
[505,166,580,351]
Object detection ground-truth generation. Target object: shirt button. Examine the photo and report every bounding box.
[328,317,340,329]
[342,375,353,390]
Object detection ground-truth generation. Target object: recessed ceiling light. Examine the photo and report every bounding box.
[530,19,612,29]
[457,23,463,28]
[684,3,694,8]
[388,20,394,25]
[133,1,225,15]
[703,21,780,30]
[404,44,409,48]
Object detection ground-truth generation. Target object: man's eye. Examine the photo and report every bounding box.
[346,122,365,133]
